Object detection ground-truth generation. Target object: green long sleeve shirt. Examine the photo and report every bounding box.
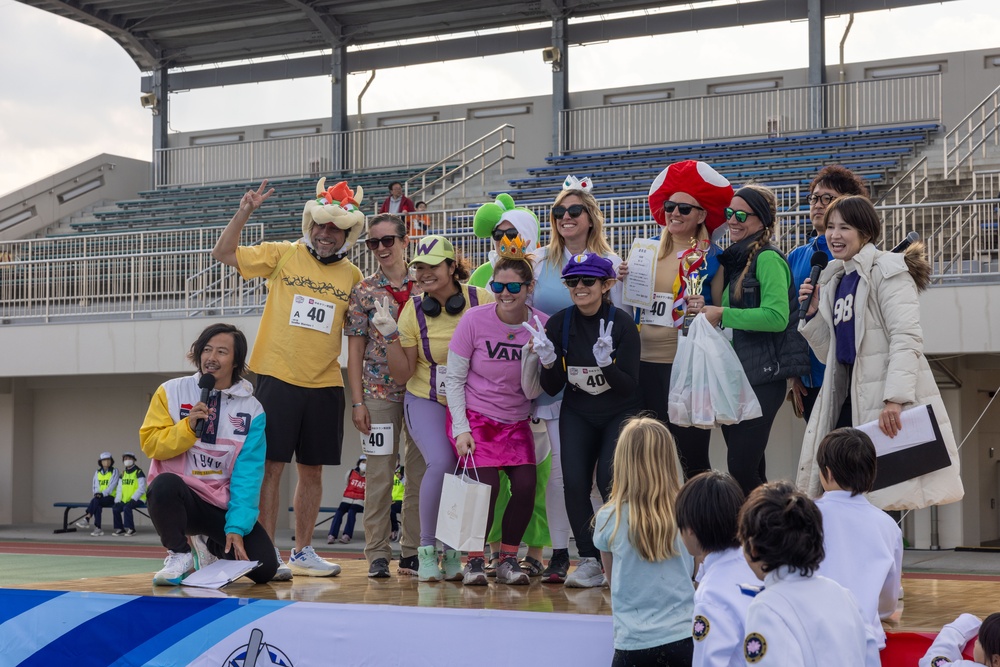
[721,250,791,333]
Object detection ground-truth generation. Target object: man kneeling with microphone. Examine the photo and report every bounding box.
[140,323,278,586]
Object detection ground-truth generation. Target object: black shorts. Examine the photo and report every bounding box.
[255,374,345,466]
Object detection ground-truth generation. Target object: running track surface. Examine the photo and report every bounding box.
[0,541,360,559]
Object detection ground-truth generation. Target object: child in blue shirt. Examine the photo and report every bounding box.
[593,416,695,667]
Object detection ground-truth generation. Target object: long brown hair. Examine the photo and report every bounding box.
[732,183,778,300]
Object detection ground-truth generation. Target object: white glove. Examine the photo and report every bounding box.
[593,318,614,368]
[522,315,557,367]
[371,297,399,338]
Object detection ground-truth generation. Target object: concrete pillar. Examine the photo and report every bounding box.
[551,16,569,156]
[0,378,34,524]
[331,43,349,171]
[807,0,826,131]
[151,66,169,187]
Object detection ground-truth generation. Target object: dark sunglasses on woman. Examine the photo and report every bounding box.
[489,281,527,294]
[724,208,755,223]
[491,228,521,242]
[563,276,601,288]
[663,201,705,216]
[365,235,402,250]
[552,204,585,219]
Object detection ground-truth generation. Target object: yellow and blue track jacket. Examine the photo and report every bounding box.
[139,373,267,536]
[92,467,120,497]
[115,467,147,503]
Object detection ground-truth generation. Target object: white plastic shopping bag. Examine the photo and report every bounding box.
[668,314,762,428]
[435,455,491,552]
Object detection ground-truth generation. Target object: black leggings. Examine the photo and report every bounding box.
[560,404,636,559]
[611,638,693,667]
[477,465,536,547]
[720,379,787,497]
[146,473,278,584]
[639,361,712,480]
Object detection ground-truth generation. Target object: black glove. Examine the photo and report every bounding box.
[94,493,102,498]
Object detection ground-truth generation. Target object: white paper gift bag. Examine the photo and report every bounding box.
[435,456,491,551]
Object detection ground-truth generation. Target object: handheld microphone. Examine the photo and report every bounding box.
[194,374,216,439]
[798,251,829,320]
[890,231,920,253]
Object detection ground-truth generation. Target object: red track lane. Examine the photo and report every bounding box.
[0,541,360,559]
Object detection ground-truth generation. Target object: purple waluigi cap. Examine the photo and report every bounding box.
[561,253,615,279]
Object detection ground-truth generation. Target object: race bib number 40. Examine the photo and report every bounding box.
[361,423,394,455]
[639,291,673,327]
[289,294,335,334]
[567,366,611,396]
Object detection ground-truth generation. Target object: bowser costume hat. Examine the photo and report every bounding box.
[473,193,540,256]
[301,177,366,254]
[648,160,733,241]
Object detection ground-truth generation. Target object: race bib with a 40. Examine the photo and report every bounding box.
[567,365,611,396]
[639,291,674,327]
[289,294,335,334]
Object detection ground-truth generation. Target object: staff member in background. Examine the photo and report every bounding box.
[74,453,120,536]
[140,323,278,586]
[688,184,809,496]
[346,212,424,579]
[112,452,146,537]
[623,160,732,479]
[213,178,365,580]
[786,166,870,420]
[530,253,641,589]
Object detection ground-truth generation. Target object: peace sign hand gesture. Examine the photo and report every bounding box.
[522,315,557,367]
[371,297,399,338]
[592,318,615,368]
[240,180,275,215]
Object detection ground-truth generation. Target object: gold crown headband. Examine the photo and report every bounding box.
[497,234,531,263]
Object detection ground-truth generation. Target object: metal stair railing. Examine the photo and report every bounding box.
[403,125,515,209]
[943,83,1000,183]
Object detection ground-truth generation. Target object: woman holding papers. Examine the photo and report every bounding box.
[795,195,963,510]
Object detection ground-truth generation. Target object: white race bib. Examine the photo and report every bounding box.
[567,366,611,396]
[435,364,448,398]
[361,423,394,455]
[639,291,674,326]
[184,443,235,481]
[289,294,335,334]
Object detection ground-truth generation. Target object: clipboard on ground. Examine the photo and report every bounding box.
[181,559,261,589]
[856,403,951,491]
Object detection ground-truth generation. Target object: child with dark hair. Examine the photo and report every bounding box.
[676,471,761,667]
[738,480,878,666]
[815,428,903,651]
[921,613,1000,666]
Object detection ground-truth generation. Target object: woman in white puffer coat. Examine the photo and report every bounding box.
[795,195,963,511]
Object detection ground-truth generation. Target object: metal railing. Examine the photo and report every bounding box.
[404,125,516,210]
[2,195,997,324]
[560,74,941,153]
[943,83,1000,183]
[155,119,467,187]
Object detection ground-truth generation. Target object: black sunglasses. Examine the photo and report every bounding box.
[489,281,527,294]
[664,201,705,216]
[724,208,755,223]
[365,235,403,250]
[491,228,521,242]
[563,276,602,288]
[552,204,586,219]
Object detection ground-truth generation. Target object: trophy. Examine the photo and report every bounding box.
[681,239,711,336]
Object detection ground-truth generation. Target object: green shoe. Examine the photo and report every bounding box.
[417,545,443,582]
[442,549,464,581]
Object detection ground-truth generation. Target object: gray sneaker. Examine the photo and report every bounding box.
[462,556,488,586]
[191,535,218,570]
[368,558,391,578]
[495,557,529,585]
[288,545,341,577]
[272,548,293,582]
[564,556,606,588]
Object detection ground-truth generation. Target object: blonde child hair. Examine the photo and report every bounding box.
[596,416,685,561]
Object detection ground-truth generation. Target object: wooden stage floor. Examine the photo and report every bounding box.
[9,557,1000,633]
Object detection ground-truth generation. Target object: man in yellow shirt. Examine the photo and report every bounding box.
[213,178,365,580]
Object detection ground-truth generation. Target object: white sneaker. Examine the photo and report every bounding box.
[74,518,90,529]
[565,557,606,588]
[272,548,293,582]
[191,535,218,570]
[91,528,104,536]
[288,545,341,577]
[153,550,194,586]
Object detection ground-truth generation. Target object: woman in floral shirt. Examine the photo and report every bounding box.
[346,213,421,579]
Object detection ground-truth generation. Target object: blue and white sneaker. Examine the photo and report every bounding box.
[288,545,341,577]
[153,551,194,586]
[191,535,218,570]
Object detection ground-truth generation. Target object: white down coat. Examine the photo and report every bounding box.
[795,243,963,510]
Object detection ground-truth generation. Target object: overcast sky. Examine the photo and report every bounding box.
[1,0,999,196]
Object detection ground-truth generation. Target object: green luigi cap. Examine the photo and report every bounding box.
[408,235,456,267]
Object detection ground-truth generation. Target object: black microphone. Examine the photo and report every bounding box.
[890,231,920,253]
[194,374,216,439]
[798,251,829,320]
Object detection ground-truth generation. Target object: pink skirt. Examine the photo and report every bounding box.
[446,409,535,468]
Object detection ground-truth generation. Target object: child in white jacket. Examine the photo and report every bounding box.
[920,613,1000,666]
